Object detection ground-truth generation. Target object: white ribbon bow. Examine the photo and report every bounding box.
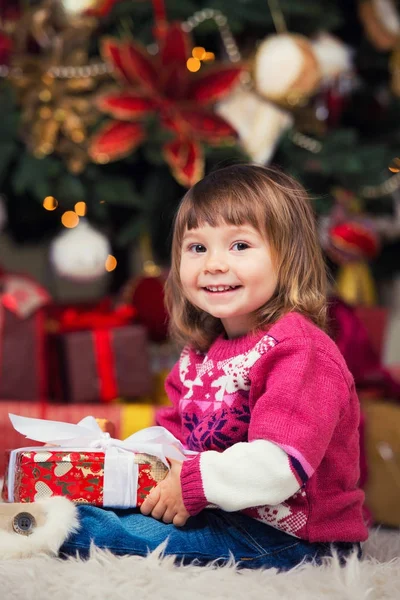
[7,413,194,507]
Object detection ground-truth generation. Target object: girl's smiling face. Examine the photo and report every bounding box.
[180,222,278,338]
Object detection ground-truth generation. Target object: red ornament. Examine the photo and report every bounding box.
[130,275,169,343]
[89,22,243,187]
[329,221,379,262]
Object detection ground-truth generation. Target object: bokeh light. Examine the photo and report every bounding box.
[61,211,79,228]
[43,196,58,211]
[74,201,87,216]
[105,254,117,272]
[186,57,201,72]
[192,46,206,60]
[202,51,215,62]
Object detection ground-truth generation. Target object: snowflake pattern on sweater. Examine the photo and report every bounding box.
[179,336,277,449]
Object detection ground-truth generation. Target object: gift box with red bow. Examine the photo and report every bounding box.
[48,301,152,403]
[0,273,50,401]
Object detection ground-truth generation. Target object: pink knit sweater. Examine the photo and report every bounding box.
[157,312,368,543]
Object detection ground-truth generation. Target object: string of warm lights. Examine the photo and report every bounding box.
[0,62,113,80]
[290,131,400,199]
[0,9,239,80]
[182,9,242,63]
[360,171,400,199]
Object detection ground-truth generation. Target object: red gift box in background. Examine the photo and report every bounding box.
[47,301,152,403]
[2,448,168,506]
[0,273,50,401]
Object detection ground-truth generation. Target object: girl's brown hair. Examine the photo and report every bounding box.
[164,164,327,351]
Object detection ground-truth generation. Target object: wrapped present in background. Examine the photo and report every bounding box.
[2,414,191,507]
[0,273,50,401]
[47,301,152,403]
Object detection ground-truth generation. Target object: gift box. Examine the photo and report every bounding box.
[2,448,168,506]
[48,302,152,403]
[1,414,192,507]
[0,401,159,477]
[0,273,50,401]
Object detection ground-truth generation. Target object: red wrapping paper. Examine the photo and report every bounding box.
[2,448,168,506]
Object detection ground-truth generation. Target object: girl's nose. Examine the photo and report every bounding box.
[204,252,229,273]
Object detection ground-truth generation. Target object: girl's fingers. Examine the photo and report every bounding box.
[162,508,176,524]
[140,486,161,516]
[173,513,188,527]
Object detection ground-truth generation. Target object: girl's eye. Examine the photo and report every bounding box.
[189,244,206,253]
[232,242,249,251]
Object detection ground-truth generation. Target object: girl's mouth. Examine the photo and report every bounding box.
[203,285,241,293]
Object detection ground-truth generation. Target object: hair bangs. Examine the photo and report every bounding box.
[178,185,264,236]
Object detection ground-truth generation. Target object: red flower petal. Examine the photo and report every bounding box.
[89,120,146,162]
[160,22,191,68]
[188,66,244,104]
[97,92,157,121]
[163,138,204,187]
[158,22,191,100]
[121,41,159,95]
[101,38,132,84]
[175,109,238,143]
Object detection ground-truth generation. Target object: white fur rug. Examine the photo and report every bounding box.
[0,528,399,600]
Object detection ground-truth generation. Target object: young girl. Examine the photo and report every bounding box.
[59,164,368,569]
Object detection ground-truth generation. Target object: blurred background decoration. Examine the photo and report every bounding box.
[0,0,397,297]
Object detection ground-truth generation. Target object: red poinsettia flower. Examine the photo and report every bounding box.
[89,22,244,186]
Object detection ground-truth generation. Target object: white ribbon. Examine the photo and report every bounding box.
[7,413,195,507]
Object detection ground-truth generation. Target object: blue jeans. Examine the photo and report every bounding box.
[60,506,360,570]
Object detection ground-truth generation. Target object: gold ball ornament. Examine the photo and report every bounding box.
[253,34,321,107]
[358,0,400,51]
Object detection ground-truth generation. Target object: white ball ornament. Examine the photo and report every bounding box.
[50,218,111,281]
[253,34,321,105]
[312,32,353,83]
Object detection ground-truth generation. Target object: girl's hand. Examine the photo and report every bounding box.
[140,459,190,527]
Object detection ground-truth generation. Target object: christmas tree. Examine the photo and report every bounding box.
[0,0,399,298]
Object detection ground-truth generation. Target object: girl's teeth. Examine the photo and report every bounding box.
[207,286,235,292]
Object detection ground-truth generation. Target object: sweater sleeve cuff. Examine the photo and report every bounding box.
[180,454,208,516]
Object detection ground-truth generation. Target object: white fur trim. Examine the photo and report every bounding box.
[0,497,79,560]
